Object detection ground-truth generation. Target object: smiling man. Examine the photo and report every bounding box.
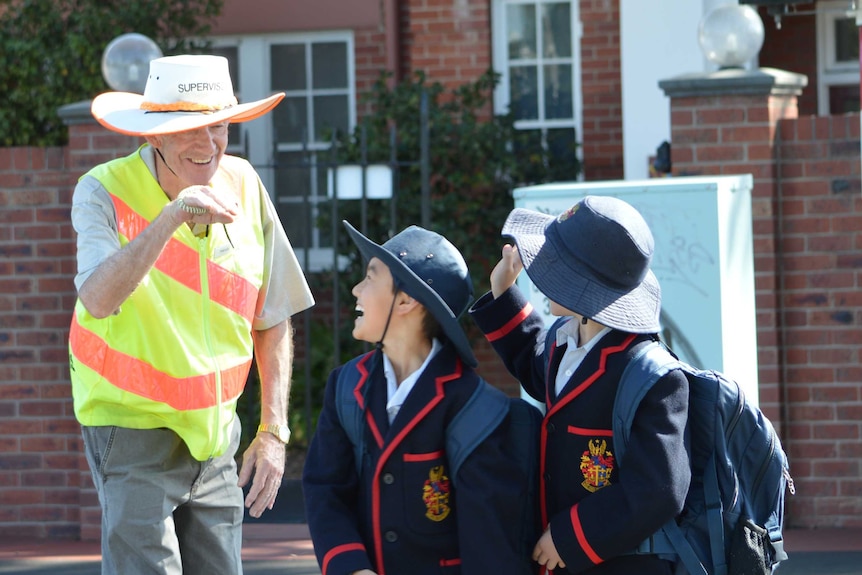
[68,55,314,575]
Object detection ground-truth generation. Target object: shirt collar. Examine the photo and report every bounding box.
[555,318,613,352]
[384,338,443,418]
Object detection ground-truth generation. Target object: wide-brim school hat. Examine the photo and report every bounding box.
[502,195,662,334]
[343,221,478,368]
[91,54,284,137]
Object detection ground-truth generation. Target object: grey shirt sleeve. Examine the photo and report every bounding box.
[71,175,120,292]
[253,179,315,331]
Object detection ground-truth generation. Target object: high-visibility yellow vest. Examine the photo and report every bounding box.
[69,146,266,460]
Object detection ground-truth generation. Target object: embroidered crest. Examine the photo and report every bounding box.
[580,439,615,493]
[557,203,580,223]
[422,465,451,522]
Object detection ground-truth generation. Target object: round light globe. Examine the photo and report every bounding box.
[101,33,163,93]
[698,4,765,69]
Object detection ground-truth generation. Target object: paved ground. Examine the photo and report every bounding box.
[1,524,860,574]
[0,524,319,575]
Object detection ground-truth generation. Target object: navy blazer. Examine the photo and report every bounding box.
[470,288,690,575]
[302,342,533,575]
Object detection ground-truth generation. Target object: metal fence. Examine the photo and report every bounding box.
[241,95,432,448]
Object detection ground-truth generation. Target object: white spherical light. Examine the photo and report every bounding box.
[101,33,163,93]
[698,4,765,69]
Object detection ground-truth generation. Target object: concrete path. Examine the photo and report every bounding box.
[1,524,860,574]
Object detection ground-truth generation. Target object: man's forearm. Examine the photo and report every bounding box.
[78,204,183,318]
[252,317,294,427]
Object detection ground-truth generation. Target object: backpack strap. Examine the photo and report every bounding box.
[446,380,509,482]
[337,362,511,482]
[614,341,709,575]
[612,341,680,465]
[703,454,727,575]
[335,361,367,474]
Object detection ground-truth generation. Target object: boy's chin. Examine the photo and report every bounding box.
[351,326,372,344]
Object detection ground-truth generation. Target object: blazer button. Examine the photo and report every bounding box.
[382,473,395,485]
[543,472,551,482]
[385,530,398,543]
[547,422,556,433]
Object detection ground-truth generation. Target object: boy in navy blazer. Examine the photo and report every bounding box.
[470,196,691,574]
[303,222,533,575]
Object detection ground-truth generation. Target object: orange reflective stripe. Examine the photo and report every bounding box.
[207,260,258,319]
[70,313,250,411]
[112,194,258,320]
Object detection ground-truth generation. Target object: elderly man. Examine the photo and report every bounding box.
[69,54,314,574]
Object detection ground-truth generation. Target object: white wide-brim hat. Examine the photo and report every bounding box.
[91,54,284,136]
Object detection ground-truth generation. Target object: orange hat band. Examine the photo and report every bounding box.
[139,100,237,113]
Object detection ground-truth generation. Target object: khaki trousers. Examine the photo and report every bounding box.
[81,417,244,575]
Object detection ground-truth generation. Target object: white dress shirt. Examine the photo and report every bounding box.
[383,338,443,423]
[553,321,612,398]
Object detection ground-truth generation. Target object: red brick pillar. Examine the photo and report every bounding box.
[57,101,141,542]
[657,68,807,435]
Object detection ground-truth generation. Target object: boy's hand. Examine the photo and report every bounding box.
[491,244,523,298]
[533,527,566,571]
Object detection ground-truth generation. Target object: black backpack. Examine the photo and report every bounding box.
[615,341,794,575]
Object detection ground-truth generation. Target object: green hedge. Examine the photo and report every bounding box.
[0,0,223,146]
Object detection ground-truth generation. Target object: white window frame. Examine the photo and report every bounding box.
[816,0,860,115]
[208,32,357,271]
[490,0,584,171]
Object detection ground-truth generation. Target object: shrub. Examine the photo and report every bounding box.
[0,0,223,146]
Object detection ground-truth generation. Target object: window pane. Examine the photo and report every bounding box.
[507,4,537,60]
[227,123,243,152]
[275,152,311,199]
[312,42,348,89]
[275,152,312,248]
[544,64,573,119]
[510,65,538,120]
[316,199,334,248]
[542,3,572,58]
[208,47,242,150]
[546,128,578,180]
[277,201,311,249]
[829,84,860,114]
[834,18,859,63]
[209,46,240,91]
[313,95,349,142]
[273,97,308,143]
[271,44,307,91]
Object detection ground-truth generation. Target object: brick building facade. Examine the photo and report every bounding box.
[1,0,860,541]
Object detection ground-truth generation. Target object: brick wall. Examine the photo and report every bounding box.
[399,0,492,90]
[381,0,624,179]
[354,26,389,118]
[668,84,862,528]
[773,114,862,528]
[0,113,142,540]
[0,145,82,539]
[579,0,624,181]
[4,106,855,538]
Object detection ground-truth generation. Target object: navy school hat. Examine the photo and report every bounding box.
[502,195,662,334]
[343,221,477,367]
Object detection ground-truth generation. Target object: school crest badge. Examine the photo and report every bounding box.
[422,465,451,522]
[557,203,580,222]
[580,438,615,493]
